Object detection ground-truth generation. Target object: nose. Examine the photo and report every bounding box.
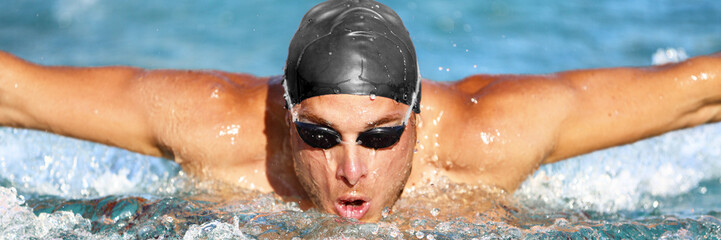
[335,144,368,186]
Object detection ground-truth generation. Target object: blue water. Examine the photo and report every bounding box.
[2,0,721,239]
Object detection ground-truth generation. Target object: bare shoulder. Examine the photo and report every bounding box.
[131,70,286,165]
[415,75,575,191]
[1,51,289,189]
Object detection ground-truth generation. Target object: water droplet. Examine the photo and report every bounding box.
[370,94,377,100]
[415,231,425,239]
[328,51,333,55]
[359,15,365,19]
[430,208,440,217]
[382,207,391,218]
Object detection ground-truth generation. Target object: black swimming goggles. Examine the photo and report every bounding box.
[294,121,405,149]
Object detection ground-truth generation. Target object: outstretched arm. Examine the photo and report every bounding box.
[427,52,721,191]
[0,51,163,156]
[546,52,721,163]
[0,51,270,161]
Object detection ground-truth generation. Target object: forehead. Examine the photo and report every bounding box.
[295,94,408,126]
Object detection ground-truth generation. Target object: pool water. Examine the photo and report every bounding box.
[2,0,721,239]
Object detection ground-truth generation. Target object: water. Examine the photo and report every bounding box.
[2,0,721,238]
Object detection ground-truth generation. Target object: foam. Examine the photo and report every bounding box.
[0,128,181,199]
[0,186,114,239]
[516,122,721,212]
[652,48,689,65]
[182,218,250,240]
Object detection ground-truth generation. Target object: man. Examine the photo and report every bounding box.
[0,0,719,222]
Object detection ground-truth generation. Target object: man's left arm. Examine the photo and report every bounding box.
[545,52,721,163]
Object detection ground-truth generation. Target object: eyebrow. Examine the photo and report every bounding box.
[298,112,336,128]
[298,112,403,129]
[366,115,403,128]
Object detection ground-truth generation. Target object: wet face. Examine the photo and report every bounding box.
[288,94,416,221]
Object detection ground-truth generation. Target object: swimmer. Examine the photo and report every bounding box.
[1,0,720,222]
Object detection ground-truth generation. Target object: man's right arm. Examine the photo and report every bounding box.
[0,51,164,157]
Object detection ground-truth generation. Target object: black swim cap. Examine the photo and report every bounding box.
[284,0,421,113]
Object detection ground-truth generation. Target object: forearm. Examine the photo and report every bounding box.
[548,52,721,162]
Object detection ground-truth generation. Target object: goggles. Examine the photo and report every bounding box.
[294,121,405,149]
[287,80,418,150]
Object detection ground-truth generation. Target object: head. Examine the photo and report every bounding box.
[283,0,421,221]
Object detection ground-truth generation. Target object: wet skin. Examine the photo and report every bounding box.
[289,96,416,221]
[1,51,721,221]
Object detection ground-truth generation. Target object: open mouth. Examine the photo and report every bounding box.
[335,196,370,219]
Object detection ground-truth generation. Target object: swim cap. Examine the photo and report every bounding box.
[284,0,421,113]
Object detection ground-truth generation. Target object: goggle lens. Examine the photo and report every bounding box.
[294,121,405,149]
[294,121,341,149]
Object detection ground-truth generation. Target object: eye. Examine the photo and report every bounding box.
[362,133,400,149]
[295,122,341,149]
[307,131,339,148]
[357,126,405,149]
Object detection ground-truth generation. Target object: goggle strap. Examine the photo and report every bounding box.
[403,68,421,125]
[282,78,300,122]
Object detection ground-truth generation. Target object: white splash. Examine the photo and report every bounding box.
[183,219,250,240]
[91,168,137,196]
[652,48,688,65]
[0,186,115,239]
[0,128,180,199]
[516,122,721,212]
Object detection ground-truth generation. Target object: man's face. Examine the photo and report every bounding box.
[288,94,416,221]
